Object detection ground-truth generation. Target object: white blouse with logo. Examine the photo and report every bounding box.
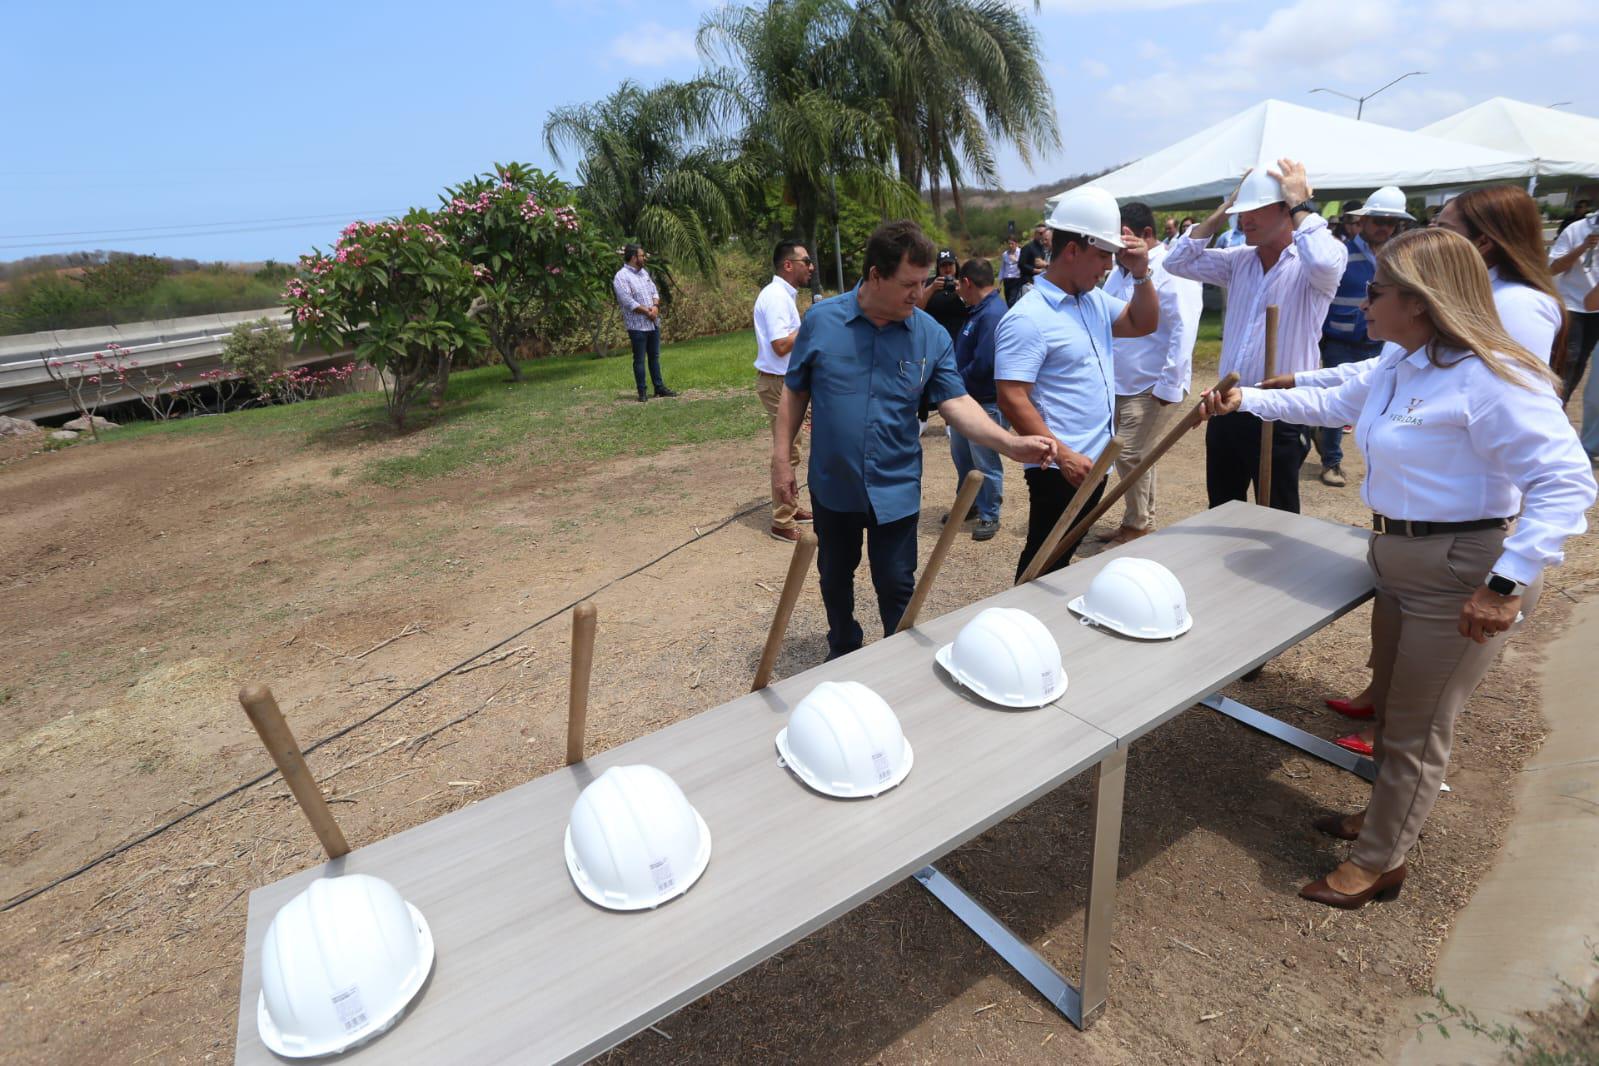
[1239,344,1595,584]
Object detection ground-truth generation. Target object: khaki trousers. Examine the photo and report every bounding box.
[757,371,801,528]
[1352,526,1542,873]
[1113,391,1172,531]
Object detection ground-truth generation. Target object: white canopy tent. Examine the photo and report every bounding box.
[1418,97,1599,190]
[1046,99,1551,211]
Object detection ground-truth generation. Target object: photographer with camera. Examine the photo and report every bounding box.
[918,248,968,342]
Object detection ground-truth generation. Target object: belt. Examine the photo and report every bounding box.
[1371,514,1510,537]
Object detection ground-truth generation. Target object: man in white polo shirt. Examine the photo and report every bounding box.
[1101,200,1201,545]
[754,239,816,542]
[996,186,1159,581]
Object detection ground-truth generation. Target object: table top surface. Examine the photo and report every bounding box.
[234,501,1374,1065]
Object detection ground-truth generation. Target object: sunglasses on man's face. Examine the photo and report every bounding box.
[787,256,813,265]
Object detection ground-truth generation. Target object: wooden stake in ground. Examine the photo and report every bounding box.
[896,470,984,633]
[238,685,350,860]
[566,602,598,766]
[1017,440,1123,585]
[752,530,819,691]
[1258,304,1279,509]
[1038,372,1242,573]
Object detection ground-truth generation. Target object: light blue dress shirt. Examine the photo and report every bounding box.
[786,288,967,522]
[994,276,1123,465]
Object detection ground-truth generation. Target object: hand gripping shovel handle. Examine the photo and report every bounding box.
[1017,439,1123,585]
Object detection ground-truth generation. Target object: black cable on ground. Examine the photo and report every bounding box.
[3,492,777,912]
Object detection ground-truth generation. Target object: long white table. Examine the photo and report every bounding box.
[233,501,1374,1063]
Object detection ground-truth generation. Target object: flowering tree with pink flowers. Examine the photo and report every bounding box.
[282,209,486,429]
[435,163,614,380]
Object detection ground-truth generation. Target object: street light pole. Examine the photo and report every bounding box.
[1310,71,1426,119]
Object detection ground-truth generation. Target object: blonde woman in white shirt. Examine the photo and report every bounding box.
[1200,228,1596,909]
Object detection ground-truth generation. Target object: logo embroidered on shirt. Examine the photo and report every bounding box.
[1389,397,1424,425]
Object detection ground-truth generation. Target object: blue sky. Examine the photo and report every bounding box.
[2,0,1594,264]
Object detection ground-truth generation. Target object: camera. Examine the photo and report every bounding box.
[941,275,957,293]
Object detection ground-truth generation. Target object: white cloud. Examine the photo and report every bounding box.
[607,24,698,67]
[1082,59,1111,78]
[1427,0,1594,31]
[1548,31,1585,54]
[1233,0,1401,70]
[1040,0,1235,10]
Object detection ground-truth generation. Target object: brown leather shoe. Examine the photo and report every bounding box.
[1311,812,1362,841]
[1107,525,1151,546]
[1299,863,1406,909]
[769,525,800,543]
[793,509,814,523]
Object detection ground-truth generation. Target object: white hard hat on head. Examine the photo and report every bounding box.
[776,681,914,798]
[1069,557,1193,640]
[935,607,1068,708]
[1227,168,1286,214]
[564,764,712,911]
[1044,186,1125,250]
[1354,185,1413,220]
[257,874,435,1059]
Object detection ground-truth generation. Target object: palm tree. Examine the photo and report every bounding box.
[543,79,753,276]
[698,0,921,265]
[851,0,1059,221]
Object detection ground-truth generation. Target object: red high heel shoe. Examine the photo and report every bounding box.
[1325,697,1375,720]
[1334,733,1374,757]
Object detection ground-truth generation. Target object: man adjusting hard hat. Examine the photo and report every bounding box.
[1315,185,1411,487]
[1165,159,1347,513]
[996,186,1160,580]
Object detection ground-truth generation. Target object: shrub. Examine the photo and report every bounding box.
[219,317,288,392]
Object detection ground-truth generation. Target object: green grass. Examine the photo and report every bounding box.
[102,330,769,485]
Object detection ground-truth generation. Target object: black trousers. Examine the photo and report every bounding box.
[1562,311,1599,398]
[811,500,920,660]
[1205,410,1312,514]
[1015,467,1108,582]
[1002,278,1023,306]
[627,328,665,394]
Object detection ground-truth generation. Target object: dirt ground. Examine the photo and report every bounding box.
[2,392,1596,1065]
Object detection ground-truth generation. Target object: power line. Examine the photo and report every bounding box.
[1,210,407,241]
[0,217,409,252]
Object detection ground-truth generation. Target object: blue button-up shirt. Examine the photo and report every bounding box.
[954,289,1006,404]
[994,276,1121,465]
[612,264,659,333]
[786,288,967,522]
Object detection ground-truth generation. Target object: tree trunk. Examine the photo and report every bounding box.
[428,352,453,409]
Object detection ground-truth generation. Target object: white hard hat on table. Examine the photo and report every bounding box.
[1069,557,1194,640]
[257,874,435,1058]
[1353,185,1413,220]
[564,764,713,911]
[935,607,1068,708]
[1227,168,1287,214]
[776,680,914,798]
[1044,186,1126,250]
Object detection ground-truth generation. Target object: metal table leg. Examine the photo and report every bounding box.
[1199,693,1376,781]
[912,748,1128,1030]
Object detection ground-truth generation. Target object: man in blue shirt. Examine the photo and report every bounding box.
[773,221,1057,660]
[996,186,1158,582]
[1317,186,1408,486]
[948,257,1009,541]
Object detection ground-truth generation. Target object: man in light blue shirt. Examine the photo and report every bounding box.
[996,187,1159,581]
[773,221,1057,659]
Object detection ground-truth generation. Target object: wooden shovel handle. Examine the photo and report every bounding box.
[238,685,350,859]
[1018,439,1123,585]
[752,530,818,691]
[897,469,984,633]
[566,602,598,766]
[1039,372,1242,572]
[1258,304,1279,508]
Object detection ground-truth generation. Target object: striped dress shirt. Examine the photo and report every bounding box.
[612,265,659,333]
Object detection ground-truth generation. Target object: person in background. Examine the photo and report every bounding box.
[1100,201,1201,545]
[1180,216,1197,239]
[996,186,1158,581]
[947,257,1010,542]
[612,244,677,402]
[1162,217,1179,244]
[1557,198,1591,236]
[753,239,817,542]
[1199,227,1595,909]
[1336,200,1364,243]
[1164,159,1346,514]
[999,237,1023,306]
[1586,274,1599,462]
[771,220,1057,661]
[1315,186,1410,488]
[1018,223,1051,294]
[919,248,967,341]
[1549,204,1599,405]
